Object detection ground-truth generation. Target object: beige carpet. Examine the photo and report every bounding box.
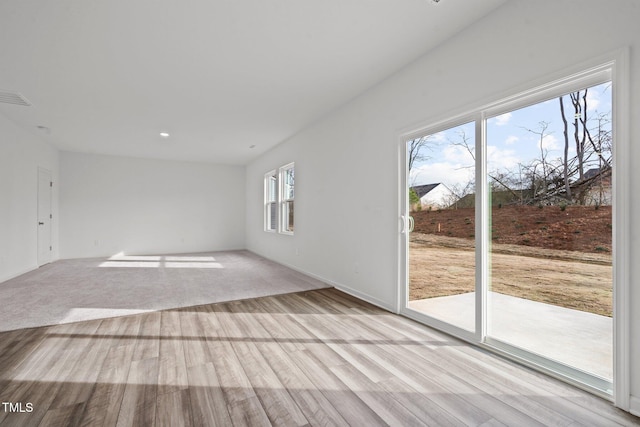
[0,250,329,332]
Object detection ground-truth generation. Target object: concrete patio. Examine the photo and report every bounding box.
[409,291,612,380]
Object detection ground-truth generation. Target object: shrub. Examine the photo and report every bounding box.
[409,188,420,206]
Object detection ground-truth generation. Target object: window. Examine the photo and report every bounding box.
[264,170,277,232]
[279,163,295,234]
[264,163,295,235]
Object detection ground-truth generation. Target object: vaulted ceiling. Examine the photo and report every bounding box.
[0,0,505,164]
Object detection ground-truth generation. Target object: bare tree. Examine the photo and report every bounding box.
[445,180,475,209]
[522,121,552,199]
[408,136,435,172]
[448,128,475,161]
[570,90,587,181]
[558,88,613,205]
[559,96,572,200]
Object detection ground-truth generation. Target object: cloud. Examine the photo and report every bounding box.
[487,145,520,171]
[494,112,512,126]
[505,135,519,145]
[410,162,474,189]
[586,89,601,112]
[430,131,446,142]
[540,134,559,150]
[442,143,475,163]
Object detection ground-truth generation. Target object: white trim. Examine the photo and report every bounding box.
[248,250,395,313]
[611,47,631,411]
[475,113,488,342]
[0,265,39,284]
[400,306,476,343]
[263,169,277,233]
[485,337,612,399]
[399,114,477,147]
[397,49,626,144]
[396,137,409,315]
[333,283,396,313]
[629,396,640,417]
[481,65,612,119]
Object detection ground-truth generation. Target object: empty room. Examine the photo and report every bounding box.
[1,0,640,425]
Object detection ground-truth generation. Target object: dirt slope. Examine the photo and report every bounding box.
[412,205,612,254]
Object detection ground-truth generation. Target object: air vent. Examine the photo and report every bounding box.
[0,90,31,106]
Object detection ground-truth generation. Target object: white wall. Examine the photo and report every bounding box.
[0,113,59,282]
[60,152,245,258]
[246,0,640,409]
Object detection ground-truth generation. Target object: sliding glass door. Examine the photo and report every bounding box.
[406,122,476,334]
[485,82,613,389]
[400,64,620,396]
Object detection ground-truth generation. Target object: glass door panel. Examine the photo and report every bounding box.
[486,82,613,382]
[407,122,476,333]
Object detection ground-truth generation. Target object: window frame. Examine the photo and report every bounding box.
[278,162,295,235]
[264,170,277,232]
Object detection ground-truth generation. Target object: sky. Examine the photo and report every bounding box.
[409,82,612,194]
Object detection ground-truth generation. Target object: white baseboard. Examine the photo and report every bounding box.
[630,395,640,417]
[332,283,395,313]
[249,250,395,313]
[0,265,38,284]
[0,256,62,284]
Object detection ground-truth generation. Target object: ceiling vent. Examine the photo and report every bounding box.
[0,90,31,106]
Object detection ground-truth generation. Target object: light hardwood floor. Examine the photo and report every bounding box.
[0,288,638,426]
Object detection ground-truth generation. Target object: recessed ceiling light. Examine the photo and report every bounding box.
[159,132,170,138]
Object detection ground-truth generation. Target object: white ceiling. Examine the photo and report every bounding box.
[0,0,505,165]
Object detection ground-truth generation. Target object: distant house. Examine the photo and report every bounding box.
[449,189,533,208]
[450,167,611,208]
[575,167,612,206]
[411,183,452,210]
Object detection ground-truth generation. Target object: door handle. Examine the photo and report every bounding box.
[401,216,415,233]
[38,222,44,225]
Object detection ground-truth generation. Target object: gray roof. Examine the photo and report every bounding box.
[411,183,440,199]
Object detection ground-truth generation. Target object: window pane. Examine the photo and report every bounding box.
[279,164,294,234]
[283,168,294,200]
[407,122,475,333]
[266,202,276,231]
[265,171,277,231]
[282,201,294,232]
[486,82,612,380]
[268,175,277,202]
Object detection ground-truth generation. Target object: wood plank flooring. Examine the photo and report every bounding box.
[0,288,638,426]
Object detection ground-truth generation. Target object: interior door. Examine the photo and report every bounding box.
[37,167,52,266]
